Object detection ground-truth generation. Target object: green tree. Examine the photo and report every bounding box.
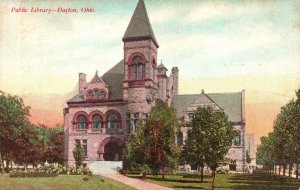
[143,100,179,179]
[123,124,149,175]
[73,141,84,168]
[183,107,235,189]
[0,91,30,173]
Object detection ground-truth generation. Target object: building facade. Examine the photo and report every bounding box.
[63,0,246,172]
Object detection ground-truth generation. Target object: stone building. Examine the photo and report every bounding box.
[63,0,246,172]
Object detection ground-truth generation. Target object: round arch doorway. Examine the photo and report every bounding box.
[98,137,123,161]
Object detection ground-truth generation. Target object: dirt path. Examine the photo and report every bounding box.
[99,173,173,190]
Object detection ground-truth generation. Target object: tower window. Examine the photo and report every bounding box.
[138,64,144,79]
[132,64,137,79]
[130,55,144,80]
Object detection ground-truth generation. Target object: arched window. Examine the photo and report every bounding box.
[94,89,99,99]
[130,55,144,80]
[92,115,102,129]
[88,90,93,99]
[107,114,118,129]
[77,115,87,129]
[234,131,241,146]
[100,91,106,98]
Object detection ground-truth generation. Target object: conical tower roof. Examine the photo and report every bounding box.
[122,0,159,47]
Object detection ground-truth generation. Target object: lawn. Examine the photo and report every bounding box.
[0,174,136,190]
[128,170,300,190]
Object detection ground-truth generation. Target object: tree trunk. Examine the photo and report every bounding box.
[211,169,216,190]
[200,166,204,182]
[283,165,286,176]
[288,163,291,177]
[279,165,281,175]
[0,152,4,174]
[274,165,276,174]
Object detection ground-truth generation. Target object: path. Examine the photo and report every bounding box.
[99,173,173,190]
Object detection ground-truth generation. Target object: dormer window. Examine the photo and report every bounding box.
[86,89,107,100]
[88,90,93,99]
[94,90,99,99]
[100,91,106,98]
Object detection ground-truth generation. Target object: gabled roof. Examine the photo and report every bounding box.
[171,92,243,123]
[122,0,159,47]
[68,60,124,103]
[91,71,105,84]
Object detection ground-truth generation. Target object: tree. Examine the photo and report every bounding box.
[123,123,149,175]
[183,107,235,189]
[246,150,251,164]
[123,100,179,179]
[0,91,30,173]
[143,100,179,179]
[73,141,84,168]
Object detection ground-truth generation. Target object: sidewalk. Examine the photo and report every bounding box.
[99,172,173,190]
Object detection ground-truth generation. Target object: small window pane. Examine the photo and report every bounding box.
[133,56,142,63]
[138,64,143,79]
[132,65,137,79]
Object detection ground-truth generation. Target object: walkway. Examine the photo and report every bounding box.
[99,173,173,190]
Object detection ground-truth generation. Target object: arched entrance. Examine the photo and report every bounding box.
[98,137,123,161]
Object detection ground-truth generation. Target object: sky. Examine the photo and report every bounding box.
[0,0,299,145]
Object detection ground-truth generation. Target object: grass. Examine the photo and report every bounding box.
[0,174,136,190]
[127,170,300,190]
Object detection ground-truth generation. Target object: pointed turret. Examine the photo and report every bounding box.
[122,0,158,47]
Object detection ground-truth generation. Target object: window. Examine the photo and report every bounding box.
[126,113,131,133]
[107,114,118,129]
[177,132,183,146]
[234,131,241,146]
[92,115,102,129]
[94,90,99,99]
[100,91,106,98]
[188,113,194,123]
[133,113,139,132]
[77,115,87,129]
[82,140,88,157]
[142,113,147,125]
[88,90,93,99]
[138,64,144,79]
[130,55,144,80]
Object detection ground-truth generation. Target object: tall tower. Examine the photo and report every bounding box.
[122,0,159,114]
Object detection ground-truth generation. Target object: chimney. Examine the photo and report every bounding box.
[79,73,86,94]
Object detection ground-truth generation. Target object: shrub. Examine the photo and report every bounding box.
[38,163,92,175]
